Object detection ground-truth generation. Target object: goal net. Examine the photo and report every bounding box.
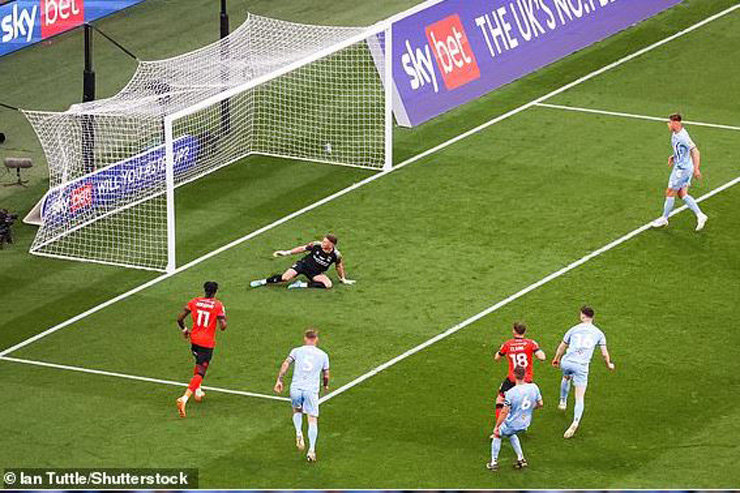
[23,14,393,272]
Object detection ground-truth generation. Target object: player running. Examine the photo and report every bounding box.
[250,234,355,290]
[175,281,227,418]
[494,322,546,421]
[487,365,543,472]
[652,113,708,231]
[551,306,615,438]
[274,328,330,462]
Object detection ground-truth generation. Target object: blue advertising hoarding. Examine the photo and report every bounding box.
[389,0,683,126]
[40,135,200,228]
[1,0,145,57]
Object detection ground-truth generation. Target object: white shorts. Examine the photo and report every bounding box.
[290,388,319,417]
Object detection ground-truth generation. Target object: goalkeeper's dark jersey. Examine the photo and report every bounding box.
[300,242,342,273]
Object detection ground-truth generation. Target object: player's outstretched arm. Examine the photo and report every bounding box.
[491,405,510,438]
[691,147,702,179]
[535,348,547,361]
[600,345,616,371]
[336,261,355,285]
[551,342,567,367]
[274,358,292,393]
[322,369,330,391]
[176,308,191,339]
[273,244,312,257]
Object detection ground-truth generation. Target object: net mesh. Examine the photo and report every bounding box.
[24,14,387,271]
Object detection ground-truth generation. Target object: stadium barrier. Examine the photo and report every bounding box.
[0,0,144,57]
[384,0,683,127]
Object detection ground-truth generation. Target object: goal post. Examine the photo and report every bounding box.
[25,15,395,273]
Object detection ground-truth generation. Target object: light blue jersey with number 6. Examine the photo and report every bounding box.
[562,322,607,367]
[503,383,542,431]
[288,345,330,393]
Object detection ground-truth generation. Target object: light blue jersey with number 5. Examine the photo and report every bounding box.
[288,345,330,393]
[562,322,607,367]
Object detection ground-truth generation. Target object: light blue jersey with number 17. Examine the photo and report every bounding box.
[672,128,696,171]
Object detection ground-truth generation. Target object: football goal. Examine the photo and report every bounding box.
[23,13,393,273]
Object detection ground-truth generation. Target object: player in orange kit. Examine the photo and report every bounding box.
[494,322,546,421]
[175,281,227,418]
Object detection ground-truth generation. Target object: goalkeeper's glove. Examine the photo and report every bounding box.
[272,250,291,257]
[339,277,356,285]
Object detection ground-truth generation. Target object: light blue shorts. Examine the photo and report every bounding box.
[290,388,319,417]
[668,167,693,191]
[561,359,589,388]
[499,422,527,437]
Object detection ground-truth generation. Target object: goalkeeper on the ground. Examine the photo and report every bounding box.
[250,234,355,290]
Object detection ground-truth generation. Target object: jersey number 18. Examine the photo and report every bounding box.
[509,352,528,368]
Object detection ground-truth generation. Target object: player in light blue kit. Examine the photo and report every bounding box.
[652,113,708,231]
[274,328,330,462]
[486,366,543,471]
[552,306,615,438]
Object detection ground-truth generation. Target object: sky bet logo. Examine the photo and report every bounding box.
[1,0,84,45]
[1,3,37,43]
[401,14,480,93]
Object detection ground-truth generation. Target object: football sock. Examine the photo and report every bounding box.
[683,195,703,216]
[308,422,318,453]
[574,396,585,423]
[663,196,675,218]
[491,436,502,463]
[292,413,303,435]
[509,434,524,461]
[187,374,203,393]
[266,275,283,284]
[560,378,571,401]
[180,394,189,403]
[495,403,504,421]
[308,281,327,289]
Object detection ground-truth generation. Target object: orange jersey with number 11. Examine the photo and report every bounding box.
[187,297,225,348]
[498,337,540,382]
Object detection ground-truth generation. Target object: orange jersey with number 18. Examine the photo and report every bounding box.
[498,338,540,382]
[187,297,225,348]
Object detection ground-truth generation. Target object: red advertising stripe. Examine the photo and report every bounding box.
[41,0,85,39]
[424,14,480,91]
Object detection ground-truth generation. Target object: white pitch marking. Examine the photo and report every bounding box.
[0,356,290,402]
[3,3,739,362]
[320,174,740,403]
[536,103,740,131]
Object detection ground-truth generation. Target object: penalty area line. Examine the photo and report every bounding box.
[0,356,289,402]
[536,103,740,132]
[320,174,740,404]
[2,2,739,360]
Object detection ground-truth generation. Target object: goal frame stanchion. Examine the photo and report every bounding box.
[164,115,177,274]
[383,23,393,172]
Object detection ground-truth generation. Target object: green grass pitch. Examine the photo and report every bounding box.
[1,0,739,488]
